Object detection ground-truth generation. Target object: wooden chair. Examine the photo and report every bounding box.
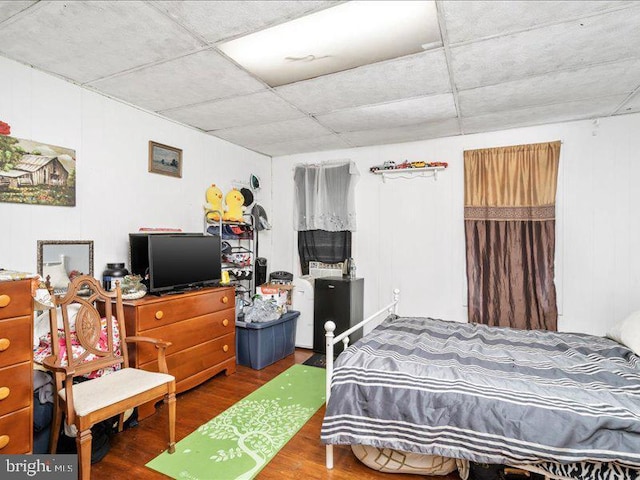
[41,275,176,480]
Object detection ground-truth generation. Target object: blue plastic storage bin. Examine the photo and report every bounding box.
[235,310,300,370]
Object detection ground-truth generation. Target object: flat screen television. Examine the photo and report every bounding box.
[142,234,221,294]
[129,232,203,278]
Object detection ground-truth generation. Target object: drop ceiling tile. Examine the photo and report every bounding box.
[252,134,350,157]
[459,58,640,117]
[462,95,626,134]
[0,1,204,84]
[0,1,37,23]
[451,6,640,90]
[211,117,333,150]
[90,49,266,112]
[152,1,337,44]
[442,1,632,45]
[615,92,640,115]
[316,94,456,133]
[162,91,305,131]
[276,50,451,114]
[339,118,461,148]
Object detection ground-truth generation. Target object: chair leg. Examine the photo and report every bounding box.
[77,428,92,480]
[117,412,125,433]
[166,392,176,454]
[49,399,62,454]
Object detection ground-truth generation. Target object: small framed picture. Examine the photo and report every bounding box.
[148,141,182,178]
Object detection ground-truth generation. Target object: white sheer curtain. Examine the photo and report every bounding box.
[294,161,359,232]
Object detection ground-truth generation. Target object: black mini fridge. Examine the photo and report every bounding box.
[313,277,364,356]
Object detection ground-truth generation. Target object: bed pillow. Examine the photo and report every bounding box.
[351,444,457,475]
[42,262,70,290]
[607,310,640,355]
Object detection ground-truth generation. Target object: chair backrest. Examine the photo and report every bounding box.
[49,275,129,378]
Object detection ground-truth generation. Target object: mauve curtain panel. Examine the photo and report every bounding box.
[464,141,561,330]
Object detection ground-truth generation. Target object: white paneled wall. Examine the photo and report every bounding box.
[3,52,639,338]
[271,113,640,337]
[0,56,272,277]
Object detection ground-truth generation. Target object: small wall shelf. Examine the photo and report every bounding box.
[371,166,447,182]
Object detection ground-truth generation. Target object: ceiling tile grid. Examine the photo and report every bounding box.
[458,58,640,118]
[251,134,350,157]
[89,49,267,112]
[315,94,457,133]
[339,118,461,148]
[164,90,307,131]
[462,95,627,134]
[450,5,640,91]
[1,1,640,156]
[275,50,452,114]
[211,117,335,151]
[0,0,37,23]
[616,91,640,115]
[151,1,337,44]
[0,1,204,84]
[441,0,633,45]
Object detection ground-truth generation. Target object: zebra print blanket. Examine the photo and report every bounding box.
[321,316,640,473]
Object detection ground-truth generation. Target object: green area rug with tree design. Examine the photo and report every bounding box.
[147,364,326,480]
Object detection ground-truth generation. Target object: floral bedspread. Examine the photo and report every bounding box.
[34,314,122,379]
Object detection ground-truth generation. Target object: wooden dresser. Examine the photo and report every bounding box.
[120,286,236,418]
[0,278,33,454]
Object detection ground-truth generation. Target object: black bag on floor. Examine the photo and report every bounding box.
[56,419,112,464]
[55,408,138,464]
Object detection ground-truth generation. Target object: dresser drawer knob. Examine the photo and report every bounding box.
[0,295,10,308]
[155,310,164,320]
[222,319,229,327]
[0,435,9,450]
[0,339,9,352]
[221,296,229,304]
[0,387,9,401]
[223,344,229,353]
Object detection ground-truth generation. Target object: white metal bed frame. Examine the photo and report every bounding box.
[323,288,400,469]
[322,289,561,480]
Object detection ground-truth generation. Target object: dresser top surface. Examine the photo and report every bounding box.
[0,271,38,283]
[121,285,235,306]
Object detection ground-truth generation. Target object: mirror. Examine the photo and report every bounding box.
[37,240,94,292]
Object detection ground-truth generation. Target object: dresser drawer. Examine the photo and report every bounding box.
[134,309,234,365]
[141,333,235,384]
[0,362,32,417]
[0,279,32,320]
[0,315,32,369]
[0,406,31,454]
[137,289,233,331]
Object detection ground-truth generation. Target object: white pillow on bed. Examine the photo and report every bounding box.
[607,310,640,355]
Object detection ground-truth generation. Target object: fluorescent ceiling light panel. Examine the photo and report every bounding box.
[218,1,441,87]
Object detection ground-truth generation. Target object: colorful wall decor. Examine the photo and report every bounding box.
[0,121,10,136]
[0,136,76,206]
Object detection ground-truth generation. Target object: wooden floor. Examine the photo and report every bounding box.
[92,349,461,480]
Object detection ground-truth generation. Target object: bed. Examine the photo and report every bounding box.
[321,290,640,480]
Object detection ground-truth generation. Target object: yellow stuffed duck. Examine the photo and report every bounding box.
[204,184,224,222]
[223,188,245,222]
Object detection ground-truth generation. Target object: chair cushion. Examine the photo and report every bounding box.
[59,368,174,416]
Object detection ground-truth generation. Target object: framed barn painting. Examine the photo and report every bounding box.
[0,136,76,206]
[149,141,182,178]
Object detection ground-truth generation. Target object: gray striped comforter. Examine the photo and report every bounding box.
[321,316,640,469]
